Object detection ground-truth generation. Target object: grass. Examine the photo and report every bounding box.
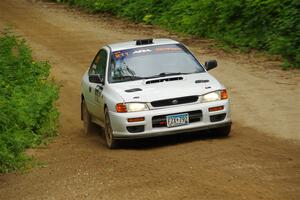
[0,29,59,173]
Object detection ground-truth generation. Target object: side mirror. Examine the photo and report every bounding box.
[205,60,218,71]
[89,74,104,84]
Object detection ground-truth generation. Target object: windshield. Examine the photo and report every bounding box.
[108,44,204,83]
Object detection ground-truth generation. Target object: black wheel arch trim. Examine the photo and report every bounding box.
[81,94,84,120]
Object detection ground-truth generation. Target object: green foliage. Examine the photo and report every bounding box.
[0,30,59,173]
[58,0,299,68]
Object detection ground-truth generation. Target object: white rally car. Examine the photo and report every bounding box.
[81,39,231,148]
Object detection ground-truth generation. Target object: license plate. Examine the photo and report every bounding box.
[166,113,189,128]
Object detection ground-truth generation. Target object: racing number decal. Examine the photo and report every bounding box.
[94,85,103,102]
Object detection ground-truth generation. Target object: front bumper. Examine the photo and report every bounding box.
[109,100,231,139]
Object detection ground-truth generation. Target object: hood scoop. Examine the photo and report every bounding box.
[195,80,209,83]
[145,77,183,84]
[125,88,142,93]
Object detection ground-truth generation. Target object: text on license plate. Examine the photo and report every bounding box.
[166,113,189,128]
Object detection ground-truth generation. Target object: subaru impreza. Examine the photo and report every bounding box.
[81,39,231,148]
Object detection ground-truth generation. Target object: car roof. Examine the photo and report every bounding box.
[107,38,180,52]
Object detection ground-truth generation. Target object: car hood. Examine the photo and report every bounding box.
[109,73,224,102]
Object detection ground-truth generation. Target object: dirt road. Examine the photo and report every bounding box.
[0,0,300,199]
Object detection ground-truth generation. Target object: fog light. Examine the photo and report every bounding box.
[127,117,145,122]
[209,106,224,112]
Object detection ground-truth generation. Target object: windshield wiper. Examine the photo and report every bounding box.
[113,72,192,82]
[113,75,145,83]
[145,72,190,79]
[159,72,190,77]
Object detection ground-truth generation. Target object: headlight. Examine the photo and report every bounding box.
[127,103,149,112]
[200,90,228,103]
[116,103,149,113]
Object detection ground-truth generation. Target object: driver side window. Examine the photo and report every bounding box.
[89,49,108,80]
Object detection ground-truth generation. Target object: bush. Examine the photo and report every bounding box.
[58,0,299,68]
[0,30,59,173]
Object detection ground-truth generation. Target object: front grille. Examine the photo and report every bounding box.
[152,110,202,128]
[151,96,199,107]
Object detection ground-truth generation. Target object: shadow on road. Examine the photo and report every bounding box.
[87,123,230,150]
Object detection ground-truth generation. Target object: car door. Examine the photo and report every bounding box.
[88,49,108,122]
[82,52,100,118]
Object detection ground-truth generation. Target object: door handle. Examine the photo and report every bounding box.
[89,86,91,93]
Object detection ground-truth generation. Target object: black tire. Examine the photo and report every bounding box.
[104,108,117,149]
[82,99,93,134]
[212,124,231,137]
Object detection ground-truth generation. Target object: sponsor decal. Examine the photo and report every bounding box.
[132,49,152,54]
[155,47,181,52]
[114,51,128,60]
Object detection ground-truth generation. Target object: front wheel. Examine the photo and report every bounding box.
[212,124,231,137]
[104,108,117,149]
